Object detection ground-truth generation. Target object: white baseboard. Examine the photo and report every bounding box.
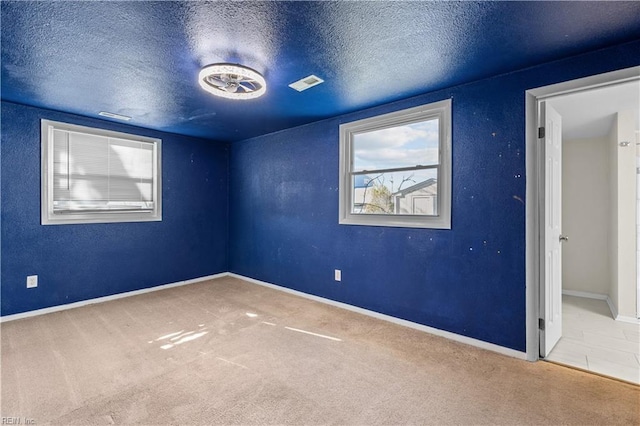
[606,296,619,320]
[0,272,229,323]
[228,273,527,360]
[562,290,639,324]
[562,289,608,300]
[614,312,640,324]
[616,315,640,325]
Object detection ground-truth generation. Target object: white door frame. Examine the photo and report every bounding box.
[524,65,640,361]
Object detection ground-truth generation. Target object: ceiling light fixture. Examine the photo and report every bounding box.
[198,64,266,100]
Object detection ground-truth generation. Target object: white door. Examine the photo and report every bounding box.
[540,101,563,357]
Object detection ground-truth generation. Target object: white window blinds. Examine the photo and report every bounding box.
[52,129,155,212]
[41,119,162,225]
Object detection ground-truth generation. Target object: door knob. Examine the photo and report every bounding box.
[559,235,569,242]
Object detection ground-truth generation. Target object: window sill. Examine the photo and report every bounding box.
[339,214,451,230]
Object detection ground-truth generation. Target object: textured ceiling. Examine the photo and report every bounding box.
[2,1,640,142]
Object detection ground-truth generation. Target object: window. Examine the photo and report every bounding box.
[339,99,451,229]
[41,119,162,225]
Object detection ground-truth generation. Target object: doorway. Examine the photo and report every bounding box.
[525,66,640,384]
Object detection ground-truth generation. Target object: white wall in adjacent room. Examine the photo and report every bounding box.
[562,136,611,296]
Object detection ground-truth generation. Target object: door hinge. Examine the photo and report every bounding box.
[538,127,545,139]
[538,318,545,330]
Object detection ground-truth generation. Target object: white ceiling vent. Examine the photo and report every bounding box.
[289,75,324,92]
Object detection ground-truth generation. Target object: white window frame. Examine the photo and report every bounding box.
[339,99,452,229]
[41,119,162,225]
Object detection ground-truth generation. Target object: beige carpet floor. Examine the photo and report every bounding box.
[1,276,638,425]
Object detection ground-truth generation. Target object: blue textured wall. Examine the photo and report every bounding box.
[229,41,640,352]
[1,102,229,316]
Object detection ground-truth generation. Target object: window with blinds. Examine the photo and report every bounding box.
[41,120,162,225]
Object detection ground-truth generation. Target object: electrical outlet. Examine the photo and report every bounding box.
[334,269,341,282]
[27,275,38,288]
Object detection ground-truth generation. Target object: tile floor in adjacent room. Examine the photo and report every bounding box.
[546,295,640,385]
